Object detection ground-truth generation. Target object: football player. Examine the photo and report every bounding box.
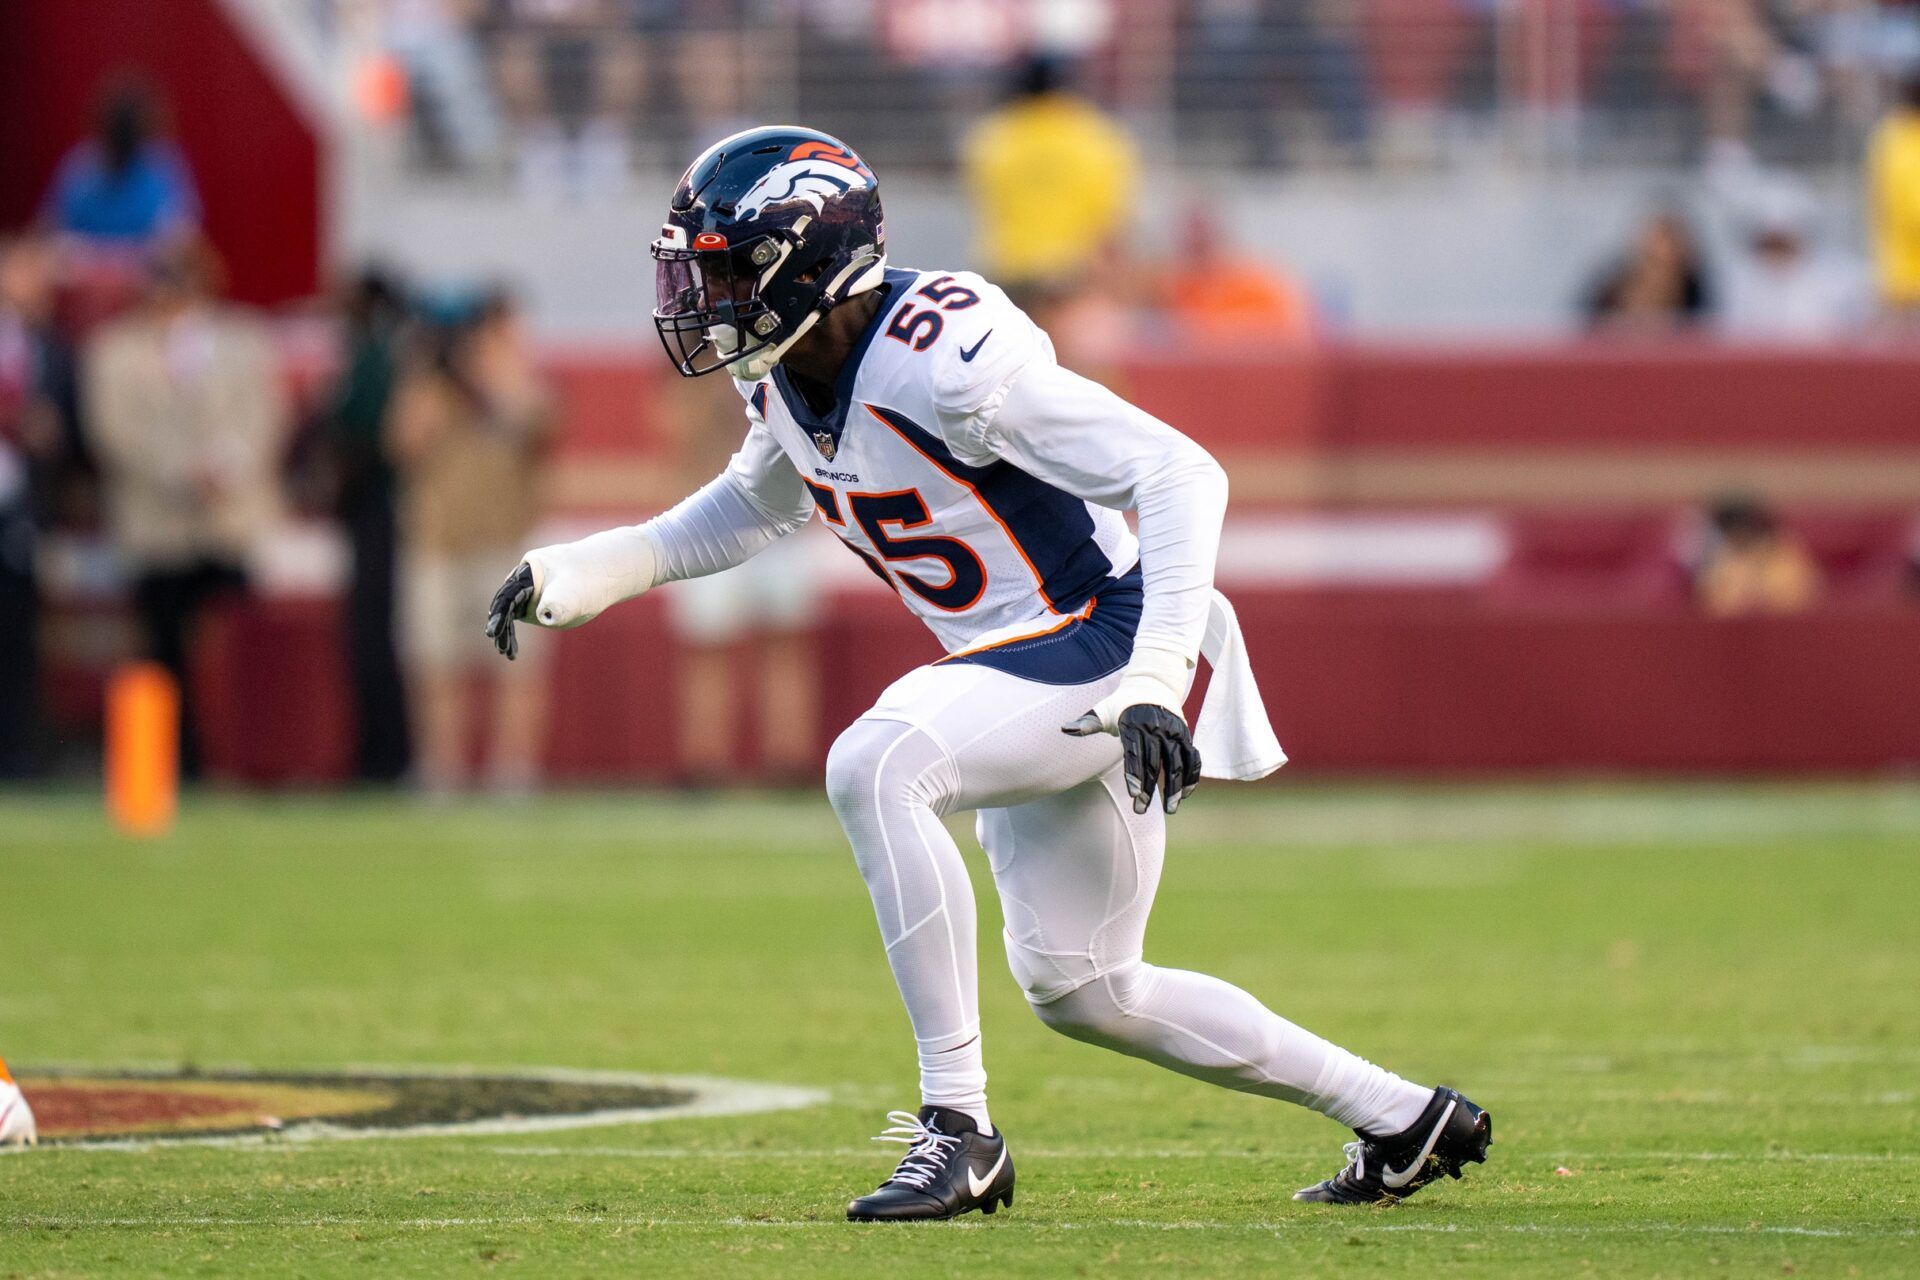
[486,127,1490,1219]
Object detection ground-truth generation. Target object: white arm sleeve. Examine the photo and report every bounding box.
[980,359,1229,713]
[650,422,813,581]
[522,419,811,629]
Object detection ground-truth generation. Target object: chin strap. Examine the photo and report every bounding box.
[730,318,814,381]
[729,252,887,381]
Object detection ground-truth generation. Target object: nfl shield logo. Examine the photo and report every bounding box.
[812,430,837,460]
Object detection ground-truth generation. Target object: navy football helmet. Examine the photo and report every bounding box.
[652,126,886,379]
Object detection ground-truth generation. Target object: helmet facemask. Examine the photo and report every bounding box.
[652,231,795,378]
[653,229,885,381]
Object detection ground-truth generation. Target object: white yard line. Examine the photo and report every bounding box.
[21,1139,1916,1165]
[5,1214,1914,1240]
[461,1144,1920,1164]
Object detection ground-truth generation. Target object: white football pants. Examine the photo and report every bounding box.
[824,658,1432,1136]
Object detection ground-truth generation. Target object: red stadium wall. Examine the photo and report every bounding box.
[0,0,323,304]
[523,595,1920,777]
[190,589,1920,783]
[163,342,1920,784]
[531,341,1920,514]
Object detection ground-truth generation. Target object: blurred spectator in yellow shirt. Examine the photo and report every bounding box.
[962,55,1137,305]
[1695,494,1822,616]
[1868,73,1920,324]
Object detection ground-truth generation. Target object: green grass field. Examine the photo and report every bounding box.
[4,782,1918,1277]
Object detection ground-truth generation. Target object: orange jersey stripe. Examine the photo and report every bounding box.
[938,595,1097,663]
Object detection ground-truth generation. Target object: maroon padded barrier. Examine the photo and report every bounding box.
[182,590,1920,782]
[1487,510,1691,609]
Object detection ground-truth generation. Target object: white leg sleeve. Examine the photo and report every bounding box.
[988,768,1432,1136]
[824,716,986,1119]
[821,659,1133,1125]
[828,658,1430,1138]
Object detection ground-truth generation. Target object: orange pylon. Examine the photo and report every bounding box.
[105,662,179,837]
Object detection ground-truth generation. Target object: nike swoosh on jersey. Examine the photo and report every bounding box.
[967,1146,1009,1198]
[1380,1098,1455,1188]
[959,331,993,362]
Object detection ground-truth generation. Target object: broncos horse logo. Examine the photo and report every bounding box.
[733,143,874,221]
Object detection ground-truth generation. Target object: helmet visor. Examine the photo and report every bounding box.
[652,237,780,377]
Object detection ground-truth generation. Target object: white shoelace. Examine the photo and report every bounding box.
[1339,1139,1368,1182]
[872,1110,961,1191]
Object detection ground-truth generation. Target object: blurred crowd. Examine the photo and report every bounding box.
[356,0,1920,344]
[1581,68,1920,338]
[7,57,1920,789]
[970,49,1920,347]
[381,0,763,195]
[363,0,1920,184]
[2,85,556,791]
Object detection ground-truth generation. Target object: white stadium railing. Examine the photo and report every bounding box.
[337,0,1894,178]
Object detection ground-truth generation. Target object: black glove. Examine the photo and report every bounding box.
[484,562,536,661]
[1063,703,1202,816]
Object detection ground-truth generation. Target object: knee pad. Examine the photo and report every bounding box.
[1006,934,1149,1031]
[825,718,915,812]
[825,717,957,832]
[823,720,887,817]
[1002,929,1094,1008]
[1028,971,1140,1046]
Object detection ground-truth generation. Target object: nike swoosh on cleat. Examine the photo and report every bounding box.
[967,1146,1009,1198]
[1381,1099,1456,1189]
[959,331,992,362]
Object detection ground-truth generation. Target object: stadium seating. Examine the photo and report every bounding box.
[1485,511,1689,610]
[1787,512,1919,604]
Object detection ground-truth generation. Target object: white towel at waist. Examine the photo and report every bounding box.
[1193,590,1287,781]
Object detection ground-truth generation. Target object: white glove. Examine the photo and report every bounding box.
[521,526,661,629]
[486,526,661,661]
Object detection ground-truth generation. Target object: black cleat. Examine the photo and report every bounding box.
[1293,1086,1491,1205]
[846,1107,1015,1222]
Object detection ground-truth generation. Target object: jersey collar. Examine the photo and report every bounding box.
[771,266,918,454]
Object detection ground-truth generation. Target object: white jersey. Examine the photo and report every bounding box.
[732,267,1140,654]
